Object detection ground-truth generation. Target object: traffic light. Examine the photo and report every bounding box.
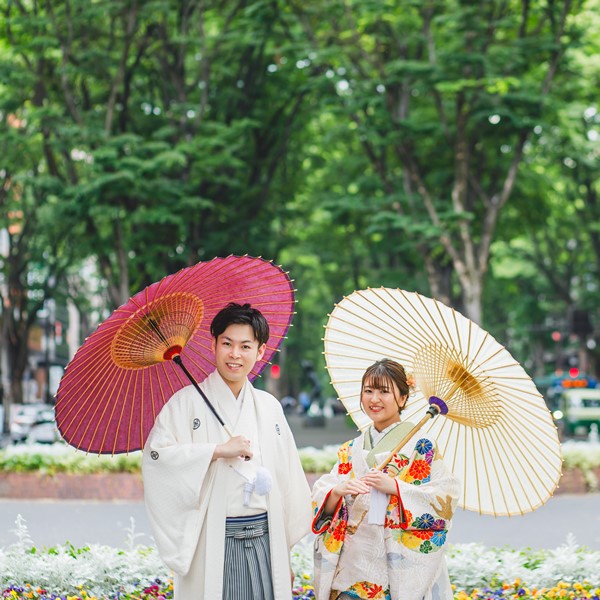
[271,364,281,379]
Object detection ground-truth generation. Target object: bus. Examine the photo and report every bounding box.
[538,370,600,437]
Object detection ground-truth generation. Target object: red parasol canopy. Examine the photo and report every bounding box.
[55,255,295,454]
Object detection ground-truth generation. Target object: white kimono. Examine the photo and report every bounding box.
[142,370,312,600]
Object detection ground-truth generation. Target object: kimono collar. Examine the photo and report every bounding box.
[369,421,401,447]
[363,420,416,468]
[204,370,251,431]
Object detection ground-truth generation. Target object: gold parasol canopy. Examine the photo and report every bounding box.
[323,287,562,517]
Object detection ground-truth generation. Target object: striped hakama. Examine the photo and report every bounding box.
[223,513,274,600]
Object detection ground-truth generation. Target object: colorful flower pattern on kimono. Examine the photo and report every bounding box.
[311,429,460,600]
[346,581,392,599]
[314,437,450,555]
[384,437,449,554]
[337,441,353,475]
[321,502,348,554]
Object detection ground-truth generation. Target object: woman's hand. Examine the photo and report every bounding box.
[333,478,371,498]
[360,469,397,496]
[322,478,370,515]
[212,435,253,460]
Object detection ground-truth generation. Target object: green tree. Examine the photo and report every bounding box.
[0,0,320,411]
[293,0,585,324]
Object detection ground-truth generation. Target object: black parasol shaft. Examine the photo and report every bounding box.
[172,354,250,460]
[172,355,228,430]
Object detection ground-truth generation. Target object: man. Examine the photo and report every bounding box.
[142,303,312,600]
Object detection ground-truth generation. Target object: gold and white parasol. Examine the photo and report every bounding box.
[323,287,562,517]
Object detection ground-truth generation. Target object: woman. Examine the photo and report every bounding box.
[311,359,460,600]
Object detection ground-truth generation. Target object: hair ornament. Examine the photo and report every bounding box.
[406,372,417,395]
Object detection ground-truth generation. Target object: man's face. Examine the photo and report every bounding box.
[212,323,266,396]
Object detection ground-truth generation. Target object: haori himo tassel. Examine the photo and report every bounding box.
[231,465,273,506]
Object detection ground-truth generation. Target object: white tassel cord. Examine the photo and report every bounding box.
[231,465,273,506]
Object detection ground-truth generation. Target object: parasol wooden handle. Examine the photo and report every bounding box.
[376,404,441,471]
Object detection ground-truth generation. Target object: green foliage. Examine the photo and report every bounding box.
[1,442,599,480]
[0,447,143,475]
[0,0,599,404]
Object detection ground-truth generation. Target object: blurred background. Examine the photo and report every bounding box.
[1,0,600,445]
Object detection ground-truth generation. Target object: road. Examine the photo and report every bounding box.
[1,493,599,551]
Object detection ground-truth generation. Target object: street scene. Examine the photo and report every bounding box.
[2,414,600,552]
[2,2,600,600]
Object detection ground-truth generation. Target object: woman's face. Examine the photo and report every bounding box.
[361,377,407,432]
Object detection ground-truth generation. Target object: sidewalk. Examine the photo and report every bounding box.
[285,412,358,448]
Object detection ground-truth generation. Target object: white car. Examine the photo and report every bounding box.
[27,421,62,444]
[10,403,55,444]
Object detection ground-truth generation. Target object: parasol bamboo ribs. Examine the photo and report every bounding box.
[376,403,441,470]
[375,376,464,471]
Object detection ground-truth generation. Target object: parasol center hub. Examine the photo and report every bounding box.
[111,292,204,369]
[428,396,448,415]
[412,345,502,428]
[163,345,183,361]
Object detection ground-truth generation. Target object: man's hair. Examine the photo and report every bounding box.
[210,302,270,346]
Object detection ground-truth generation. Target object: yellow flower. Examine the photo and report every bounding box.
[401,532,422,549]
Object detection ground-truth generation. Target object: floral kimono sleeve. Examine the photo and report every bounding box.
[311,440,354,553]
[383,436,460,555]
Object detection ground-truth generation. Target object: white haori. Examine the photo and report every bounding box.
[142,370,312,600]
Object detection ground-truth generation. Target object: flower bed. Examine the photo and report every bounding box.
[1,517,600,600]
[1,441,599,499]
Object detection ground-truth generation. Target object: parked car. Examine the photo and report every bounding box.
[10,403,55,444]
[26,408,62,444]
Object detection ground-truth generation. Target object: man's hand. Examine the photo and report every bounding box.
[212,435,253,460]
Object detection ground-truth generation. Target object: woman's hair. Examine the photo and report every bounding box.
[361,359,409,411]
[210,302,270,346]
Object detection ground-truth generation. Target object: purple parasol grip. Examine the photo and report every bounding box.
[428,396,449,415]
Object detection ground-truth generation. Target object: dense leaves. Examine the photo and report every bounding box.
[0,0,598,408]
